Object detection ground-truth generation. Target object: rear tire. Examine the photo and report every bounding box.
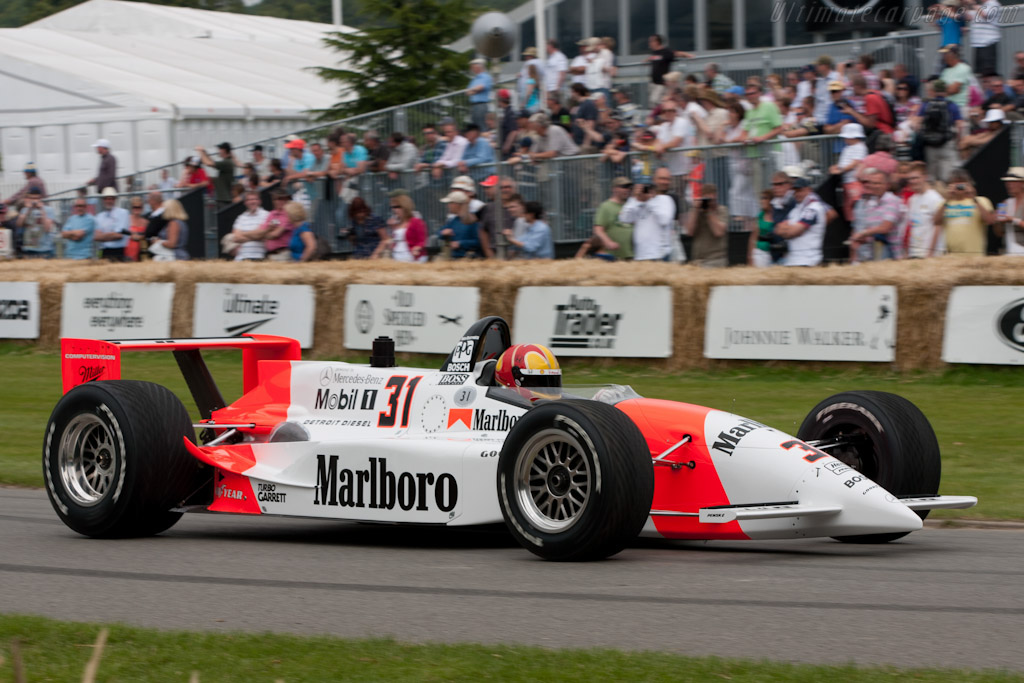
[43,380,203,538]
[797,390,940,543]
[497,399,654,561]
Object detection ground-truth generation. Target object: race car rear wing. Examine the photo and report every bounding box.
[61,335,301,418]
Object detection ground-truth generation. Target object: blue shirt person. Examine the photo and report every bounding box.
[438,190,482,259]
[16,191,56,257]
[457,124,496,180]
[505,200,554,259]
[467,59,493,130]
[61,199,96,260]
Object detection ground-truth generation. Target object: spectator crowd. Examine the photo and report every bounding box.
[3,0,1022,264]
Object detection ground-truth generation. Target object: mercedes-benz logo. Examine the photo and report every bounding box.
[319,367,333,386]
[356,300,373,335]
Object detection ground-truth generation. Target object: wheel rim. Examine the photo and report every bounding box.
[514,428,592,533]
[822,427,879,481]
[58,413,119,506]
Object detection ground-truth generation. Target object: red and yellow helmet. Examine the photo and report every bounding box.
[495,344,562,400]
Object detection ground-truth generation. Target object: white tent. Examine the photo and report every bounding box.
[0,0,354,196]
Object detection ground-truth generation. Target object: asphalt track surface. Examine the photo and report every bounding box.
[2,487,1022,672]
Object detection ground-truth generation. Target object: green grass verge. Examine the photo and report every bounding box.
[1,614,1021,682]
[2,344,1022,519]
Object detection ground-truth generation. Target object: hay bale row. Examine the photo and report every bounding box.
[2,256,1022,371]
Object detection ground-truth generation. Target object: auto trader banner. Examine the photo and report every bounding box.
[61,282,174,339]
[705,286,897,362]
[193,283,315,348]
[0,281,40,339]
[513,286,673,357]
[344,285,480,353]
[942,286,1024,365]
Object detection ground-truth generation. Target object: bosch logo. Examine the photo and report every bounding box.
[320,367,333,386]
[996,299,1024,353]
[356,300,373,334]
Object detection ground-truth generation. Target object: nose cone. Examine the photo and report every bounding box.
[788,463,924,539]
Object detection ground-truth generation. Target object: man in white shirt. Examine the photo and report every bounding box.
[432,119,469,179]
[651,100,691,191]
[967,0,1002,77]
[568,49,588,87]
[93,187,131,261]
[229,190,270,261]
[545,39,568,97]
[582,38,607,94]
[813,56,841,124]
[774,170,827,266]
[618,171,677,261]
[904,161,946,258]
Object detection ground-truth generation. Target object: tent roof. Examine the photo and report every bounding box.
[0,0,354,122]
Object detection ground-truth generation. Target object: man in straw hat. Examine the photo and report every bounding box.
[994,166,1024,255]
[93,186,131,261]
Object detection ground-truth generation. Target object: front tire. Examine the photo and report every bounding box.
[44,380,203,538]
[497,399,654,561]
[797,390,941,543]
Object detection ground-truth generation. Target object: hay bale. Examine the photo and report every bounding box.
[3,256,1023,370]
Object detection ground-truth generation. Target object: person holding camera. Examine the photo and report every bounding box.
[618,169,677,262]
[933,169,995,255]
[684,184,729,268]
[15,188,56,258]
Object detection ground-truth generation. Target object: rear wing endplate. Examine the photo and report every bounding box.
[61,335,301,409]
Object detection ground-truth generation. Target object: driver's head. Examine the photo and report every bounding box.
[495,344,561,401]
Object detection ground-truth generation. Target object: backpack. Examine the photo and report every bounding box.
[920,99,952,147]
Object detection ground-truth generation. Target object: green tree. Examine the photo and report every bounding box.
[310,0,475,120]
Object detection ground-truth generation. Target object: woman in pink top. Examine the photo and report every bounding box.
[388,194,427,262]
[260,188,297,261]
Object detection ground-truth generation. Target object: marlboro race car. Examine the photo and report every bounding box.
[45,316,976,561]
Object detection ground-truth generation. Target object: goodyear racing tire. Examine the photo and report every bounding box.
[497,399,654,561]
[43,380,202,538]
[797,390,941,544]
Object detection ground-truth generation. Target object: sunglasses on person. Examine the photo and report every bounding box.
[73,203,88,209]
[130,205,144,210]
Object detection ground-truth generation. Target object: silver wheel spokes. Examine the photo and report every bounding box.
[58,413,118,506]
[515,430,591,532]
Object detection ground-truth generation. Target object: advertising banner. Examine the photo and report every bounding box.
[0,281,40,339]
[942,286,1024,365]
[61,282,174,339]
[344,285,479,353]
[513,286,673,357]
[193,283,316,348]
[705,286,897,361]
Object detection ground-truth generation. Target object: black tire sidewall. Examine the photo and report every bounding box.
[44,384,140,537]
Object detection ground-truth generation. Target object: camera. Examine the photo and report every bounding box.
[955,183,967,191]
[700,198,711,210]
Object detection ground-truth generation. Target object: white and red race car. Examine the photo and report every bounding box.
[46,316,976,561]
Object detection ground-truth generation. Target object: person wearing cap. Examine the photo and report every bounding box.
[196,143,237,210]
[822,79,857,154]
[457,124,495,176]
[773,169,827,266]
[590,176,634,260]
[87,139,118,193]
[958,107,1005,158]
[933,168,995,255]
[14,188,56,258]
[60,195,97,261]
[178,155,211,193]
[931,0,966,55]
[994,166,1024,255]
[438,190,481,259]
[251,144,270,180]
[518,46,545,107]
[478,175,517,258]
[939,44,972,109]
[466,58,493,131]
[503,200,553,260]
[965,0,1001,77]
[829,123,868,221]
[3,162,47,207]
[93,187,131,261]
[545,39,568,97]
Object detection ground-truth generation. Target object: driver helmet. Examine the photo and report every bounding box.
[495,344,561,401]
